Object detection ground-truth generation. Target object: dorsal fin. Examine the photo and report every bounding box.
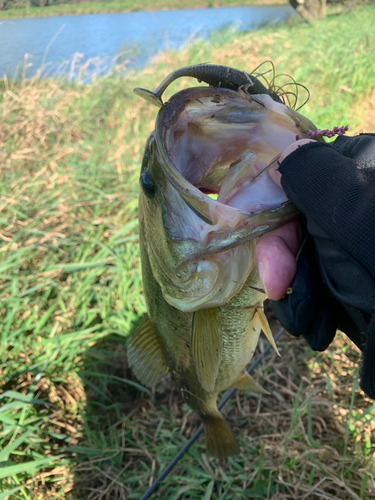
[230,372,269,394]
[127,315,169,387]
[255,308,280,356]
[191,308,222,393]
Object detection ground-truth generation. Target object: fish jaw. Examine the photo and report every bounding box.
[139,180,255,311]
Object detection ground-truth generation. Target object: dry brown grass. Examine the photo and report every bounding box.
[0,81,81,172]
[350,89,375,135]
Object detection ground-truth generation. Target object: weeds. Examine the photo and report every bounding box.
[1,4,375,498]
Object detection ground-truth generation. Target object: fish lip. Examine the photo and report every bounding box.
[155,87,222,226]
[155,86,299,239]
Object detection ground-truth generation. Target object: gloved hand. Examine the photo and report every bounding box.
[259,134,375,399]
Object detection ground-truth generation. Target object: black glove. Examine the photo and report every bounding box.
[271,134,375,399]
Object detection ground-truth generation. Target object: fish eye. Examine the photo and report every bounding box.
[140,168,155,199]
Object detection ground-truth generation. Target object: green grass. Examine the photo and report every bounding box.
[0,0,286,19]
[1,3,375,499]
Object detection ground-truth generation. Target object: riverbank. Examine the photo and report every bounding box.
[0,0,286,19]
[1,4,375,499]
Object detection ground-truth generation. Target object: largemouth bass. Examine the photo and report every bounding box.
[128,64,317,457]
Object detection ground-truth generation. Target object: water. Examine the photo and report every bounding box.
[0,5,293,78]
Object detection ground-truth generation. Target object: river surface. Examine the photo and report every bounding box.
[1,5,293,78]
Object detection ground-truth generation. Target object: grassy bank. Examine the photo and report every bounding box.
[1,4,375,499]
[0,0,286,19]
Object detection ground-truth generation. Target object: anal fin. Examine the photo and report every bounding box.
[127,315,169,387]
[255,308,280,356]
[203,414,240,458]
[230,372,269,395]
[191,308,222,393]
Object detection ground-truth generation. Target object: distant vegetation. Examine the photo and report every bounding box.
[0,0,367,20]
[0,0,285,18]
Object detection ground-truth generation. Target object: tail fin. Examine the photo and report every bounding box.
[203,415,240,458]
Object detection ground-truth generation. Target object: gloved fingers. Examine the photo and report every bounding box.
[265,139,316,189]
[271,238,338,351]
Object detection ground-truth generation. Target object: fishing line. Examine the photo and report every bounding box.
[140,327,286,500]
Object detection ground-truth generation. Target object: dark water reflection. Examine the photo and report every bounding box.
[1,5,293,78]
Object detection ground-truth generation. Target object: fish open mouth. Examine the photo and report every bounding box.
[157,86,307,218]
[137,74,317,311]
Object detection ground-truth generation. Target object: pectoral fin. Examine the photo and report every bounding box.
[191,308,222,393]
[127,315,169,387]
[255,308,280,356]
[230,372,269,395]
